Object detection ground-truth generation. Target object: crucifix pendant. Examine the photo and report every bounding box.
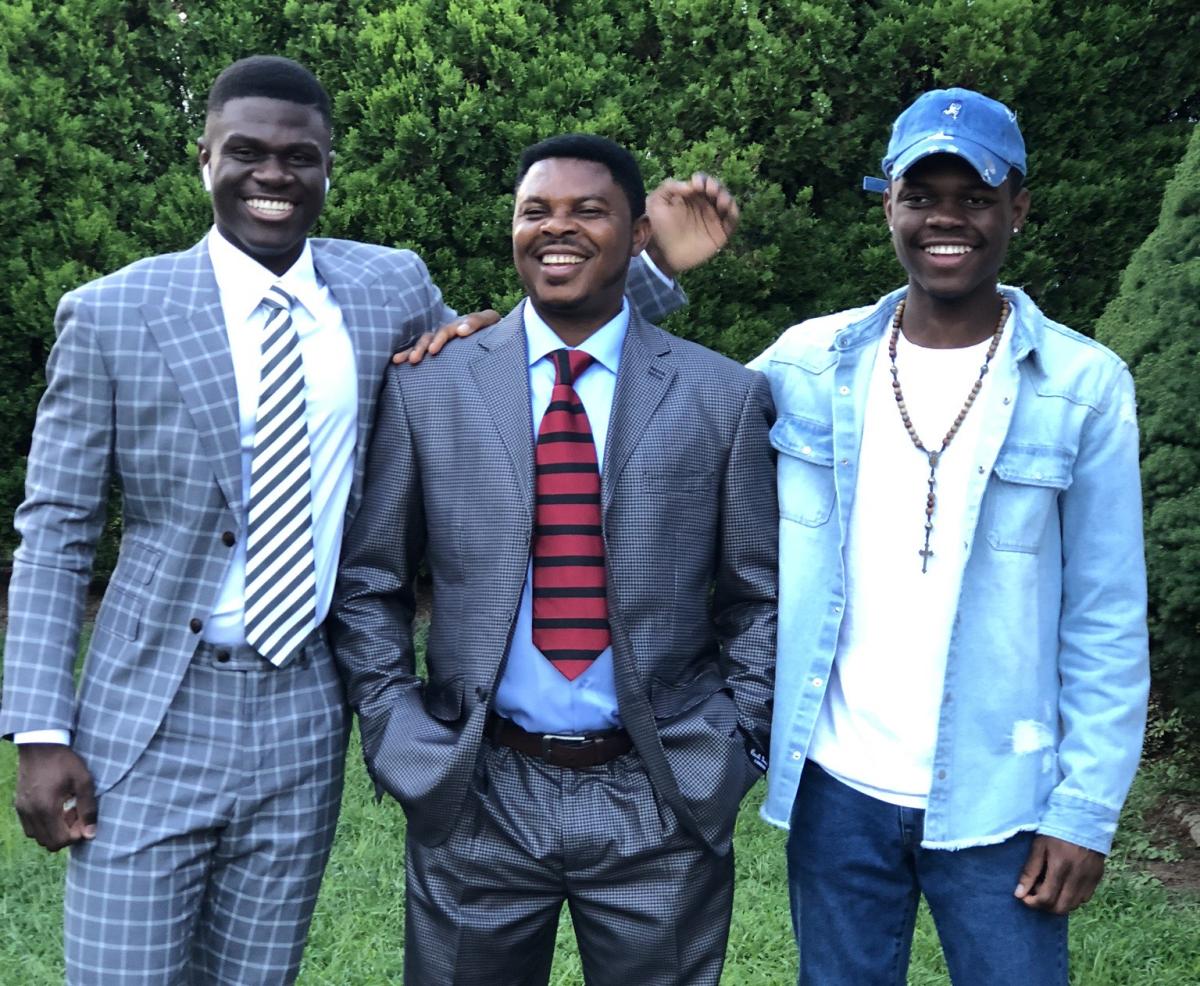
[920,455,938,573]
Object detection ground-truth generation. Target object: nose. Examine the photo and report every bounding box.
[253,154,292,186]
[925,197,966,227]
[540,209,578,237]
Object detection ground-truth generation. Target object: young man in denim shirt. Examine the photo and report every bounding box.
[752,89,1149,984]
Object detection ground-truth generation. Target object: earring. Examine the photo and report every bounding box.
[889,225,894,233]
[1012,227,1020,234]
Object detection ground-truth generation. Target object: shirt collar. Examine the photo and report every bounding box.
[206,226,322,322]
[522,298,629,375]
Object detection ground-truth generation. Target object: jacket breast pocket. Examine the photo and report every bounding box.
[770,415,835,527]
[984,444,1075,553]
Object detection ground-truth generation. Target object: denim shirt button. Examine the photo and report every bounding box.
[791,751,803,761]
[839,385,850,396]
[937,769,947,780]
[811,677,823,687]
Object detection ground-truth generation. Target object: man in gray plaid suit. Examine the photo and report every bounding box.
[331,134,777,984]
[1,59,726,984]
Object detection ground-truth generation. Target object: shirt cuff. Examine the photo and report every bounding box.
[13,729,71,745]
[639,250,676,288]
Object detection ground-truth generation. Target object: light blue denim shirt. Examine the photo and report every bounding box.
[750,285,1149,854]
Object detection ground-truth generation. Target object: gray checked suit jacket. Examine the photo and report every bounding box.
[0,239,682,797]
[0,238,450,793]
[330,303,778,855]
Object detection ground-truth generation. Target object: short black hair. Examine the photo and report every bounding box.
[514,134,646,219]
[207,56,331,129]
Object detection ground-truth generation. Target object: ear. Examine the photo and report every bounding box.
[197,139,210,170]
[883,186,894,228]
[1011,186,1031,232]
[630,212,652,257]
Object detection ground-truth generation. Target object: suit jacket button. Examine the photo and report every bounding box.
[215,649,231,663]
[221,530,236,547]
[189,618,203,634]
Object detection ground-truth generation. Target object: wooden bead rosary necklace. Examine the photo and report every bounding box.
[888,294,1010,572]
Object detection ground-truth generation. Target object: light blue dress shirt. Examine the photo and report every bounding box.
[492,299,629,734]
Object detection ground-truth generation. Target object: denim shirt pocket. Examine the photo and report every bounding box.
[985,444,1076,552]
[770,414,836,527]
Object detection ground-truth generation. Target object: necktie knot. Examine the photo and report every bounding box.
[262,285,296,313]
[551,348,595,387]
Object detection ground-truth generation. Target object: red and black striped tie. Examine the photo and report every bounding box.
[532,349,610,679]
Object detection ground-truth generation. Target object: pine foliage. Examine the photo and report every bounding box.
[1095,124,1200,726]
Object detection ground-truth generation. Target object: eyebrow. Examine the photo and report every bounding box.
[222,133,324,152]
[518,193,612,206]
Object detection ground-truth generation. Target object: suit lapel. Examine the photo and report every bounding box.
[469,305,535,521]
[314,246,394,516]
[603,311,676,511]
[142,241,243,513]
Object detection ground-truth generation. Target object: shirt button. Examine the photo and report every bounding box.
[1002,396,1011,405]
[977,466,985,474]
[221,530,236,547]
[801,445,812,456]
[215,649,231,663]
[937,769,947,780]
[791,751,803,761]
[840,458,849,466]
[189,618,203,634]
[944,692,953,703]
[811,677,823,687]
[832,605,842,614]
[839,385,850,396]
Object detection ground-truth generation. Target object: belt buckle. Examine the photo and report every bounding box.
[541,733,591,760]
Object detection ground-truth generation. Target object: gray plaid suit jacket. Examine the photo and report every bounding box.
[0,240,682,798]
[330,303,777,855]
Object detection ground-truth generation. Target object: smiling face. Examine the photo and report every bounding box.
[512,157,651,343]
[197,96,332,276]
[884,154,1030,309]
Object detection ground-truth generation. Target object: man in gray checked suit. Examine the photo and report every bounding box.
[331,134,777,985]
[1,60,716,983]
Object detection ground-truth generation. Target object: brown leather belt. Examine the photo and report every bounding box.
[486,714,633,769]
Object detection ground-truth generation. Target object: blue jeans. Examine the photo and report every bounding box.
[787,761,1068,986]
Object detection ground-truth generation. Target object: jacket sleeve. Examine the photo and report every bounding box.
[625,254,687,323]
[713,371,778,769]
[1039,366,1150,854]
[327,363,426,763]
[1,290,115,738]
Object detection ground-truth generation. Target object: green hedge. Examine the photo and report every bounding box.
[2,0,1197,574]
[1095,123,1200,730]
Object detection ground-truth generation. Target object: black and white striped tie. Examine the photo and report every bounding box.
[244,285,317,666]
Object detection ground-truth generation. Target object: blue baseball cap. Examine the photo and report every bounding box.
[862,88,1026,193]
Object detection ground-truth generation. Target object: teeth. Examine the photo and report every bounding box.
[246,198,294,214]
[925,244,971,255]
[541,254,584,265]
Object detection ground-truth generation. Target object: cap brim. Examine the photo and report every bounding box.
[888,134,1012,187]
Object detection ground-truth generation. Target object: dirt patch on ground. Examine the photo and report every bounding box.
[1138,796,1200,893]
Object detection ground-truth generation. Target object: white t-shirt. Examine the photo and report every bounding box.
[807,314,1014,808]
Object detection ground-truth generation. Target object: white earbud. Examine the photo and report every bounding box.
[325,176,331,194]
[201,163,212,192]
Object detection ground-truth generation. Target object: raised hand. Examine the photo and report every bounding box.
[645,172,740,277]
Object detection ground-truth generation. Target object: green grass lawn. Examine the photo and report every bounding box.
[2,639,1198,983]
